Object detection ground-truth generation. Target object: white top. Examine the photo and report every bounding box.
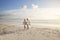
[26,20,30,25]
[23,19,30,25]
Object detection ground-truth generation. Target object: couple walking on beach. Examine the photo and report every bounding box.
[23,18,30,30]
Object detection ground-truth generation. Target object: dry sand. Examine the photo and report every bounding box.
[0,24,60,40]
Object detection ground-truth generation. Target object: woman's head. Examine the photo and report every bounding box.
[24,19,26,21]
[27,18,28,20]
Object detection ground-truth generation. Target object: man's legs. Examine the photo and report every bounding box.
[27,24,29,29]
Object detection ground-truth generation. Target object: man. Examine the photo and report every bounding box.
[26,18,30,29]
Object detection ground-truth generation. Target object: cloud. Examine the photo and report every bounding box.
[21,5,27,10]
[32,4,39,9]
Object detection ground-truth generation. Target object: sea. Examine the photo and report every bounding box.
[0,15,60,28]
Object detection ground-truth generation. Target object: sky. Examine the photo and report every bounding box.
[0,0,43,10]
[0,0,60,20]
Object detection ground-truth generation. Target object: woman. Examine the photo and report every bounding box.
[23,19,27,29]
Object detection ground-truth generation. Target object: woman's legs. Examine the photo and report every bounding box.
[24,25,26,29]
[24,24,29,30]
[27,24,29,29]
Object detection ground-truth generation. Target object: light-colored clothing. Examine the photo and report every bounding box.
[26,20,30,25]
[23,19,30,25]
[23,20,27,25]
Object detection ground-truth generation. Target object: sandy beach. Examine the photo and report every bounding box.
[0,24,60,40]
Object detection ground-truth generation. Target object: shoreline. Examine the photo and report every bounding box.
[0,23,60,29]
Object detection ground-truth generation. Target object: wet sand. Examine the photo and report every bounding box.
[0,24,60,40]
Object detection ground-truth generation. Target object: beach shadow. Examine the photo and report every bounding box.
[0,31,15,35]
[0,28,29,35]
[0,28,25,35]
